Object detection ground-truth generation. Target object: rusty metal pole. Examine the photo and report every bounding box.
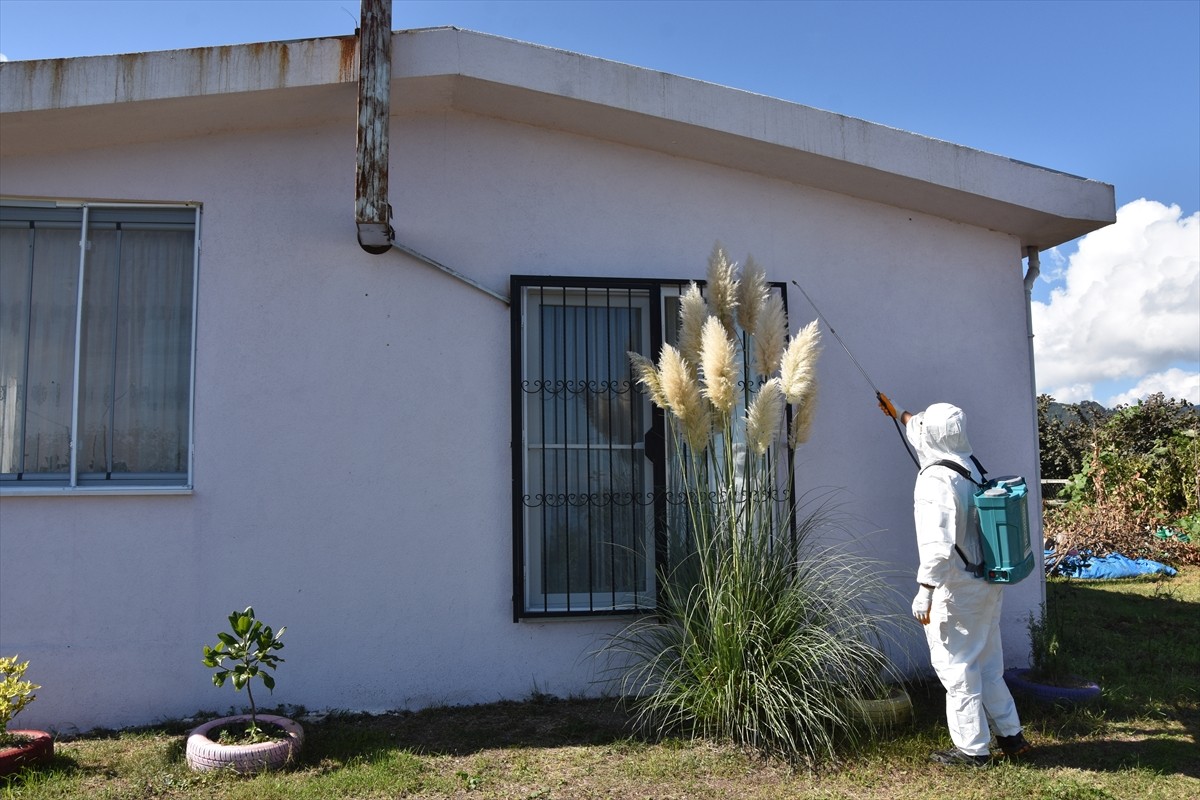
[356,0,394,254]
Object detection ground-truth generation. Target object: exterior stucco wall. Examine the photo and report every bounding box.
[0,106,1042,732]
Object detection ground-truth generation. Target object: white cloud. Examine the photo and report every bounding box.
[1107,368,1200,407]
[1038,244,1070,284]
[1045,382,1097,404]
[1032,199,1200,402]
[0,53,8,62]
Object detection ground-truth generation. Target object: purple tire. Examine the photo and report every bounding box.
[1004,667,1102,705]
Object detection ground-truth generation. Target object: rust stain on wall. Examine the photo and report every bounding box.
[339,37,359,83]
[118,52,143,102]
[48,58,66,107]
[278,43,290,87]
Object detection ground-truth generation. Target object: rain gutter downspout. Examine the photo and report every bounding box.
[353,0,509,305]
[355,0,394,254]
[1023,245,1047,603]
[1023,245,1041,414]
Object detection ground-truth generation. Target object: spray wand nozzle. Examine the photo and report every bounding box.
[790,279,919,468]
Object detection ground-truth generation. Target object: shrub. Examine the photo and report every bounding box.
[607,246,901,764]
[1042,394,1200,565]
[0,655,39,745]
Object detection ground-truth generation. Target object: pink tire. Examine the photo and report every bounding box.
[185,714,303,774]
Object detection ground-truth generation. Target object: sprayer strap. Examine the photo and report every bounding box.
[921,458,988,577]
[922,457,987,486]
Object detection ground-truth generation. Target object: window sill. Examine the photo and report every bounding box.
[0,485,194,497]
[518,608,654,621]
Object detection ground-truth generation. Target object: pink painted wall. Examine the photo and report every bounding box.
[0,30,1092,730]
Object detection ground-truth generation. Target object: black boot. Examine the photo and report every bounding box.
[930,748,990,767]
[995,731,1032,758]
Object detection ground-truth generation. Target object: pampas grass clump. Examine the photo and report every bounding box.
[612,244,899,765]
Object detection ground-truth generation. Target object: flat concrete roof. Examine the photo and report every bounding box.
[0,27,1115,249]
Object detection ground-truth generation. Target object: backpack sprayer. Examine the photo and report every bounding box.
[790,279,1034,584]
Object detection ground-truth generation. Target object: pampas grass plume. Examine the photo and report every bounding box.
[628,351,668,410]
[754,293,787,378]
[736,255,768,337]
[659,345,711,452]
[789,387,818,447]
[684,402,713,453]
[700,316,739,416]
[678,283,708,370]
[780,320,821,404]
[746,378,785,455]
[707,244,739,336]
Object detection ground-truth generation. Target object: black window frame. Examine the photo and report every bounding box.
[510,274,794,620]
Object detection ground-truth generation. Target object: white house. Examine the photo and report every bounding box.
[0,27,1114,733]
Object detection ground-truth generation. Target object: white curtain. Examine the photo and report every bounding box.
[0,211,194,481]
[79,224,194,476]
[523,289,654,612]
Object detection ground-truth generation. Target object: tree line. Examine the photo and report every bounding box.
[1037,392,1199,565]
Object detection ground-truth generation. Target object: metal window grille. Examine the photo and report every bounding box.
[511,276,795,619]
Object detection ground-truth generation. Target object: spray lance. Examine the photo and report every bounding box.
[790,280,920,467]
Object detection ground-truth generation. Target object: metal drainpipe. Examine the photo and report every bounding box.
[355,0,394,254]
[1023,245,1041,414]
[351,1,507,304]
[1023,245,1047,603]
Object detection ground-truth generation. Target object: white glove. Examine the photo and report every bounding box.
[911,585,934,625]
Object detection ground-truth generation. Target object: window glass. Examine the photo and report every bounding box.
[0,204,197,489]
[516,283,657,615]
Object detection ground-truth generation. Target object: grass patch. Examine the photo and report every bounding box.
[4,571,1198,799]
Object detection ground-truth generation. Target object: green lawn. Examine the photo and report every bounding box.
[5,570,1198,799]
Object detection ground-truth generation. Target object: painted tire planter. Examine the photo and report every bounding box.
[843,686,913,728]
[0,730,54,777]
[1004,667,1101,705]
[185,714,303,774]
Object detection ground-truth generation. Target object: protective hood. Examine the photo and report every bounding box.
[906,402,977,476]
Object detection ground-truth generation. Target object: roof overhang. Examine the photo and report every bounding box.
[0,27,1115,249]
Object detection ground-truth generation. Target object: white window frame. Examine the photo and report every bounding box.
[0,199,201,495]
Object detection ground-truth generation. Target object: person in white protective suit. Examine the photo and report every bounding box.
[877,397,1032,766]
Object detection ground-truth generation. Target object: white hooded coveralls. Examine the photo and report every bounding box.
[907,403,1022,756]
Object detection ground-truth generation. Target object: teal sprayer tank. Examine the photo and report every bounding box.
[974,476,1035,584]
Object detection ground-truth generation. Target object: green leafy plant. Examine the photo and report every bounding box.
[0,655,40,745]
[202,607,286,741]
[1037,394,1106,481]
[608,246,901,764]
[1026,602,1074,686]
[1042,393,1200,566]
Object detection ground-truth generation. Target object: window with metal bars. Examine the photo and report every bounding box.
[510,276,794,619]
[0,202,199,490]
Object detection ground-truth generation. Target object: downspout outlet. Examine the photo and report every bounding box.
[1024,246,1041,294]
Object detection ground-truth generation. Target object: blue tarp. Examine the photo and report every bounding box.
[1047,549,1177,579]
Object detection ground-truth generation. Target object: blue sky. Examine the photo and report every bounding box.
[2,0,1197,405]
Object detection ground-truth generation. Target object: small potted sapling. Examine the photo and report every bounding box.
[0,655,53,777]
[185,607,304,773]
